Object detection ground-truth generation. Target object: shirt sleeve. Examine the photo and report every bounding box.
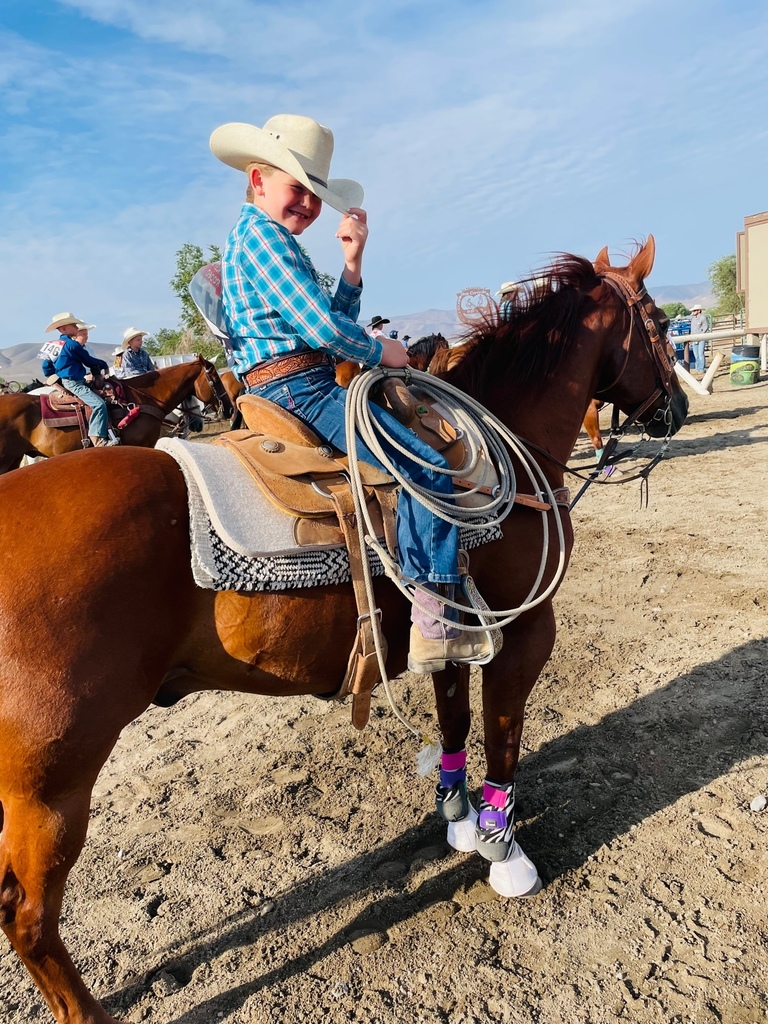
[237,218,383,365]
[80,347,107,372]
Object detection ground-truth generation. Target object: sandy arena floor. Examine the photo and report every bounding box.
[3,366,767,1024]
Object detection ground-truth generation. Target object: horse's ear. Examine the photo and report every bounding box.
[594,246,611,273]
[628,235,655,286]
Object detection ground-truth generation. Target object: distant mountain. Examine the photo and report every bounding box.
[652,283,712,308]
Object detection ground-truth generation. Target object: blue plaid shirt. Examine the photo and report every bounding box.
[221,204,383,379]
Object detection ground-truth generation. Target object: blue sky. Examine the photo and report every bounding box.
[1,0,766,346]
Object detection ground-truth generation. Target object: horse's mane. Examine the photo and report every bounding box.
[445,255,601,397]
[406,333,448,366]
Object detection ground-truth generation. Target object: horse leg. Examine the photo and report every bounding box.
[475,606,558,897]
[431,663,478,852]
[582,399,604,465]
[0,786,119,1023]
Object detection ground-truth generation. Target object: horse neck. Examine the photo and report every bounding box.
[449,323,607,478]
[131,362,203,411]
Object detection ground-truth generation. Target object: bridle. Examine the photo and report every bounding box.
[566,272,679,508]
[198,360,234,419]
[514,272,679,510]
[596,271,676,428]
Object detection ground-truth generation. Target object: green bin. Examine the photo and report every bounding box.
[729,345,760,386]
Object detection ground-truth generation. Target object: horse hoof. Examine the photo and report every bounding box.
[447,804,478,853]
[488,841,542,898]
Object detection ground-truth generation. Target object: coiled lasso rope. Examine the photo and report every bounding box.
[342,366,569,772]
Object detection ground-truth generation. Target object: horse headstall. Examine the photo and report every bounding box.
[597,271,676,421]
[201,362,234,419]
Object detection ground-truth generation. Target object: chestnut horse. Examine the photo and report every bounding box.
[0,240,688,1024]
[0,356,232,473]
[335,332,450,388]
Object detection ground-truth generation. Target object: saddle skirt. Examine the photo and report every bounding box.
[156,388,504,593]
[40,389,92,429]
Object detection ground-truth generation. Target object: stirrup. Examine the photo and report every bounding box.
[456,553,503,666]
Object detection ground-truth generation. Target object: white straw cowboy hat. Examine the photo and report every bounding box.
[75,321,96,331]
[690,303,703,311]
[122,327,148,349]
[496,281,518,296]
[111,346,123,357]
[45,312,82,333]
[210,114,364,215]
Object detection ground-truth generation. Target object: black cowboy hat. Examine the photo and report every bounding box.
[367,315,390,330]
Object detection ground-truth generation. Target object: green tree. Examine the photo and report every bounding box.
[170,242,223,336]
[298,243,335,293]
[144,327,184,357]
[661,302,689,319]
[708,254,744,316]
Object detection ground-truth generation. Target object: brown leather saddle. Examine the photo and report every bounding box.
[212,382,569,729]
[212,382,550,730]
[40,387,92,436]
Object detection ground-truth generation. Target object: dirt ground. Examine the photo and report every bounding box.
[3,366,768,1024]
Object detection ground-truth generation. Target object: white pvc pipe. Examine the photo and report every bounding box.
[676,328,748,343]
[699,350,724,393]
[674,362,711,396]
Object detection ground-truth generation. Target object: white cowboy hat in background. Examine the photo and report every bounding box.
[210,114,364,215]
[690,303,703,310]
[75,321,97,330]
[496,281,518,296]
[111,346,123,357]
[122,327,148,349]
[45,312,82,333]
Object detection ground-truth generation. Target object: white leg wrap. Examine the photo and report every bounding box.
[488,840,542,897]
[446,803,478,853]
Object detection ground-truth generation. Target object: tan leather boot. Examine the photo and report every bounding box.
[89,436,120,447]
[407,622,493,674]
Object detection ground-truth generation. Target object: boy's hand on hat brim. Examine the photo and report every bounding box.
[337,207,368,279]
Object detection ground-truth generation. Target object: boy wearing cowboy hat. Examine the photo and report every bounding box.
[118,328,157,378]
[212,113,490,671]
[42,312,117,446]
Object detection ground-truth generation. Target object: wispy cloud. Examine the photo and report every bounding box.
[1,0,767,343]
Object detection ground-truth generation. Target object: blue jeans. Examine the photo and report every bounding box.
[690,341,705,370]
[60,378,109,438]
[248,366,459,583]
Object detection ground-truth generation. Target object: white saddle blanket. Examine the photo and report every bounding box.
[156,437,502,593]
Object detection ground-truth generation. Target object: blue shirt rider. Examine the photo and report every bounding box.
[42,313,118,447]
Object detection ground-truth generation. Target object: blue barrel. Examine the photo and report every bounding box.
[729,345,760,386]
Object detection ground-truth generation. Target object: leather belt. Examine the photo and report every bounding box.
[243,350,332,389]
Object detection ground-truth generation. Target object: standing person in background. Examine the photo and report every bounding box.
[497,281,518,321]
[42,311,117,447]
[118,328,157,378]
[367,315,391,342]
[689,303,708,373]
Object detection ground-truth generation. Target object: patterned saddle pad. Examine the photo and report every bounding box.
[156,437,501,593]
